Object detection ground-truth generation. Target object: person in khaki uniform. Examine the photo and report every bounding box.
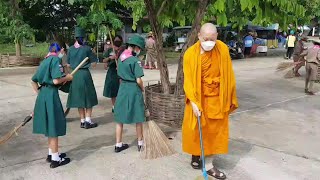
[301,39,320,95]
[31,43,73,168]
[145,32,158,69]
[292,36,308,77]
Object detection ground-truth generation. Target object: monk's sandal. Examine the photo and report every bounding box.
[191,155,202,169]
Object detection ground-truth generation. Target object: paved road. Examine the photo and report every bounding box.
[0,54,319,180]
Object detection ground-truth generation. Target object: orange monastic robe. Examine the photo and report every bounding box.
[182,40,238,156]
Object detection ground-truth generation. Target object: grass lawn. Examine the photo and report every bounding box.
[164,51,180,64]
[0,43,49,58]
[0,42,181,64]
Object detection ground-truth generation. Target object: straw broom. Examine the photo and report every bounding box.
[140,99,176,159]
[275,61,296,79]
[0,57,89,145]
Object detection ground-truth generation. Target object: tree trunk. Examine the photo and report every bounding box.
[144,0,171,94]
[15,41,22,57]
[174,0,210,95]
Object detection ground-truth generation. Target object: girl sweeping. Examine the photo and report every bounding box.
[113,35,146,153]
[31,43,73,168]
[103,35,124,112]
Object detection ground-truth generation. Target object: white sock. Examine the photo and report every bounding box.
[138,140,144,146]
[52,152,60,162]
[81,119,85,123]
[116,142,123,147]
[48,148,52,155]
[85,117,92,123]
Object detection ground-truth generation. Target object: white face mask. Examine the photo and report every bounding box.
[134,50,141,56]
[58,53,64,59]
[201,41,216,51]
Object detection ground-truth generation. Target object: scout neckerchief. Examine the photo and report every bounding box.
[45,52,58,58]
[74,41,81,48]
[120,49,133,62]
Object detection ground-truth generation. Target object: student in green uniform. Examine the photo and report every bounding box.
[114,35,146,153]
[67,27,99,129]
[103,35,124,112]
[31,43,73,168]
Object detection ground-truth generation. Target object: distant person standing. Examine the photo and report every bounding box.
[243,31,254,58]
[286,30,296,59]
[104,40,111,53]
[145,32,158,69]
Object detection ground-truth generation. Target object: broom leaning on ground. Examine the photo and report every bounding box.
[0,57,89,145]
[140,97,176,159]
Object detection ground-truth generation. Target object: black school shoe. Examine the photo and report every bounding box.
[80,122,85,128]
[46,153,67,163]
[138,145,144,152]
[114,144,129,153]
[84,121,98,129]
[50,157,71,169]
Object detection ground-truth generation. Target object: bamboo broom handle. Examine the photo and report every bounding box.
[70,57,89,75]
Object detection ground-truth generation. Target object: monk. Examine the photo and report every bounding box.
[182,23,238,179]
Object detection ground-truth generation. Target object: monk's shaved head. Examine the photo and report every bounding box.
[200,23,217,34]
[198,23,218,42]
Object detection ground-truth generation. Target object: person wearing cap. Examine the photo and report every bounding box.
[113,35,146,153]
[286,30,296,59]
[31,43,73,168]
[145,31,158,69]
[103,35,124,112]
[301,39,320,95]
[292,35,308,77]
[66,27,99,129]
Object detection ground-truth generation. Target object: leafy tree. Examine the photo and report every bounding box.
[118,0,306,95]
[20,0,91,42]
[0,0,34,56]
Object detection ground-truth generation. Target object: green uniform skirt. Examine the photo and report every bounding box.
[114,82,145,124]
[103,67,120,98]
[67,69,98,108]
[33,86,66,137]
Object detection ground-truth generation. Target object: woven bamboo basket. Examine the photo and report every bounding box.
[145,83,185,128]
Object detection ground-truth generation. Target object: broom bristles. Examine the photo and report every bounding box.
[283,68,295,79]
[0,122,23,145]
[141,120,176,159]
[276,62,295,72]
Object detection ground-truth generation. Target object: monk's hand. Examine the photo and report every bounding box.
[191,101,201,117]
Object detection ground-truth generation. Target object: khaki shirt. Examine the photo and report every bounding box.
[302,46,320,64]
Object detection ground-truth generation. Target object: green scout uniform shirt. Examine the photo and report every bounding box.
[117,56,144,81]
[32,56,64,84]
[67,45,98,69]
